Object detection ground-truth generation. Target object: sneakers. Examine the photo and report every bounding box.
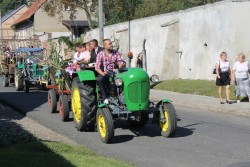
[104,99,109,104]
[237,100,241,103]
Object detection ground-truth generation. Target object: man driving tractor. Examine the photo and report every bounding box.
[95,38,125,104]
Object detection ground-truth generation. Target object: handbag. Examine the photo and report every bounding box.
[213,61,221,74]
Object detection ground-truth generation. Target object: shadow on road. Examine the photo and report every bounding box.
[0,102,74,167]
[111,116,194,144]
[0,85,48,116]
[112,135,134,144]
[171,126,194,138]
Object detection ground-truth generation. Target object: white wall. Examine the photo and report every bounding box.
[85,0,250,80]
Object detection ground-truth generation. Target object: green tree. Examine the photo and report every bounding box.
[103,0,143,25]
[134,0,222,19]
[0,0,26,15]
[43,0,97,29]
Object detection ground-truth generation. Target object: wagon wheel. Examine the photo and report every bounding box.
[2,75,9,87]
[59,94,70,122]
[159,102,177,137]
[96,107,114,144]
[1,63,9,87]
[14,68,24,91]
[71,77,97,131]
[48,89,57,113]
[0,62,8,74]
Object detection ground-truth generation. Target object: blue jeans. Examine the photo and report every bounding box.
[98,73,112,99]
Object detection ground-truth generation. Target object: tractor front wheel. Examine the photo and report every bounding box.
[159,102,177,137]
[14,69,23,91]
[59,95,70,122]
[71,77,97,131]
[48,89,57,113]
[2,75,9,87]
[96,107,114,144]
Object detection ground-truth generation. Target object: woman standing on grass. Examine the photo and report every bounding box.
[231,53,250,103]
[216,52,232,104]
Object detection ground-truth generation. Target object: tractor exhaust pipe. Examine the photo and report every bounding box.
[142,39,147,72]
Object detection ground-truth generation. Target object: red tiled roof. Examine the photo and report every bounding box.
[13,0,47,26]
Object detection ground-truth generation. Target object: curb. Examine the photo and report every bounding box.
[150,89,250,117]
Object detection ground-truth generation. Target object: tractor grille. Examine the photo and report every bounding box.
[128,81,149,103]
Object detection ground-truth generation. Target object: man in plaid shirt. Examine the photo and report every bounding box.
[95,39,124,102]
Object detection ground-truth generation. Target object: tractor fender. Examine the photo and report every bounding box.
[153,99,172,124]
[162,99,172,103]
[156,99,172,106]
[16,63,24,69]
[73,70,96,82]
[98,103,108,108]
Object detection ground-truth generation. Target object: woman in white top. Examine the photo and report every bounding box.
[73,43,85,64]
[83,42,91,63]
[216,52,232,104]
[231,53,250,103]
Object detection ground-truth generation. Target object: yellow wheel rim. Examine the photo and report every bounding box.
[98,114,106,138]
[160,110,169,132]
[72,87,81,123]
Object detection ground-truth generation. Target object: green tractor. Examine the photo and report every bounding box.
[14,48,49,93]
[70,41,177,144]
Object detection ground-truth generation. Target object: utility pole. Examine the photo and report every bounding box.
[98,0,104,46]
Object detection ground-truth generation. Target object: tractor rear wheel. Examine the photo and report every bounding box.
[59,95,70,122]
[48,89,57,113]
[128,112,149,127]
[159,102,177,137]
[96,107,114,144]
[14,69,23,91]
[2,75,9,87]
[71,77,97,131]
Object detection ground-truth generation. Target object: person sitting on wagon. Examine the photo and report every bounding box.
[72,43,86,70]
[95,39,125,103]
[82,42,91,63]
[66,43,86,75]
[89,39,104,64]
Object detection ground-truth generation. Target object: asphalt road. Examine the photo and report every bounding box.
[1,82,250,167]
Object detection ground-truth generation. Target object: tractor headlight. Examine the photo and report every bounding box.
[150,74,160,83]
[115,78,123,86]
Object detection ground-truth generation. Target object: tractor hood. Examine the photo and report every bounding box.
[116,68,150,111]
[116,68,149,82]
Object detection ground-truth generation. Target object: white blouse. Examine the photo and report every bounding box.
[233,61,250,79]
[73,52,85,63]
[216,60,230,72]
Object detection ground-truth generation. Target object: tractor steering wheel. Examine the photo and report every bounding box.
[105,60,126,72]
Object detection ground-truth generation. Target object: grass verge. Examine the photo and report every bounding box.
[0,141,134,167]
[0,102,134,167]
[152,79,237,99]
